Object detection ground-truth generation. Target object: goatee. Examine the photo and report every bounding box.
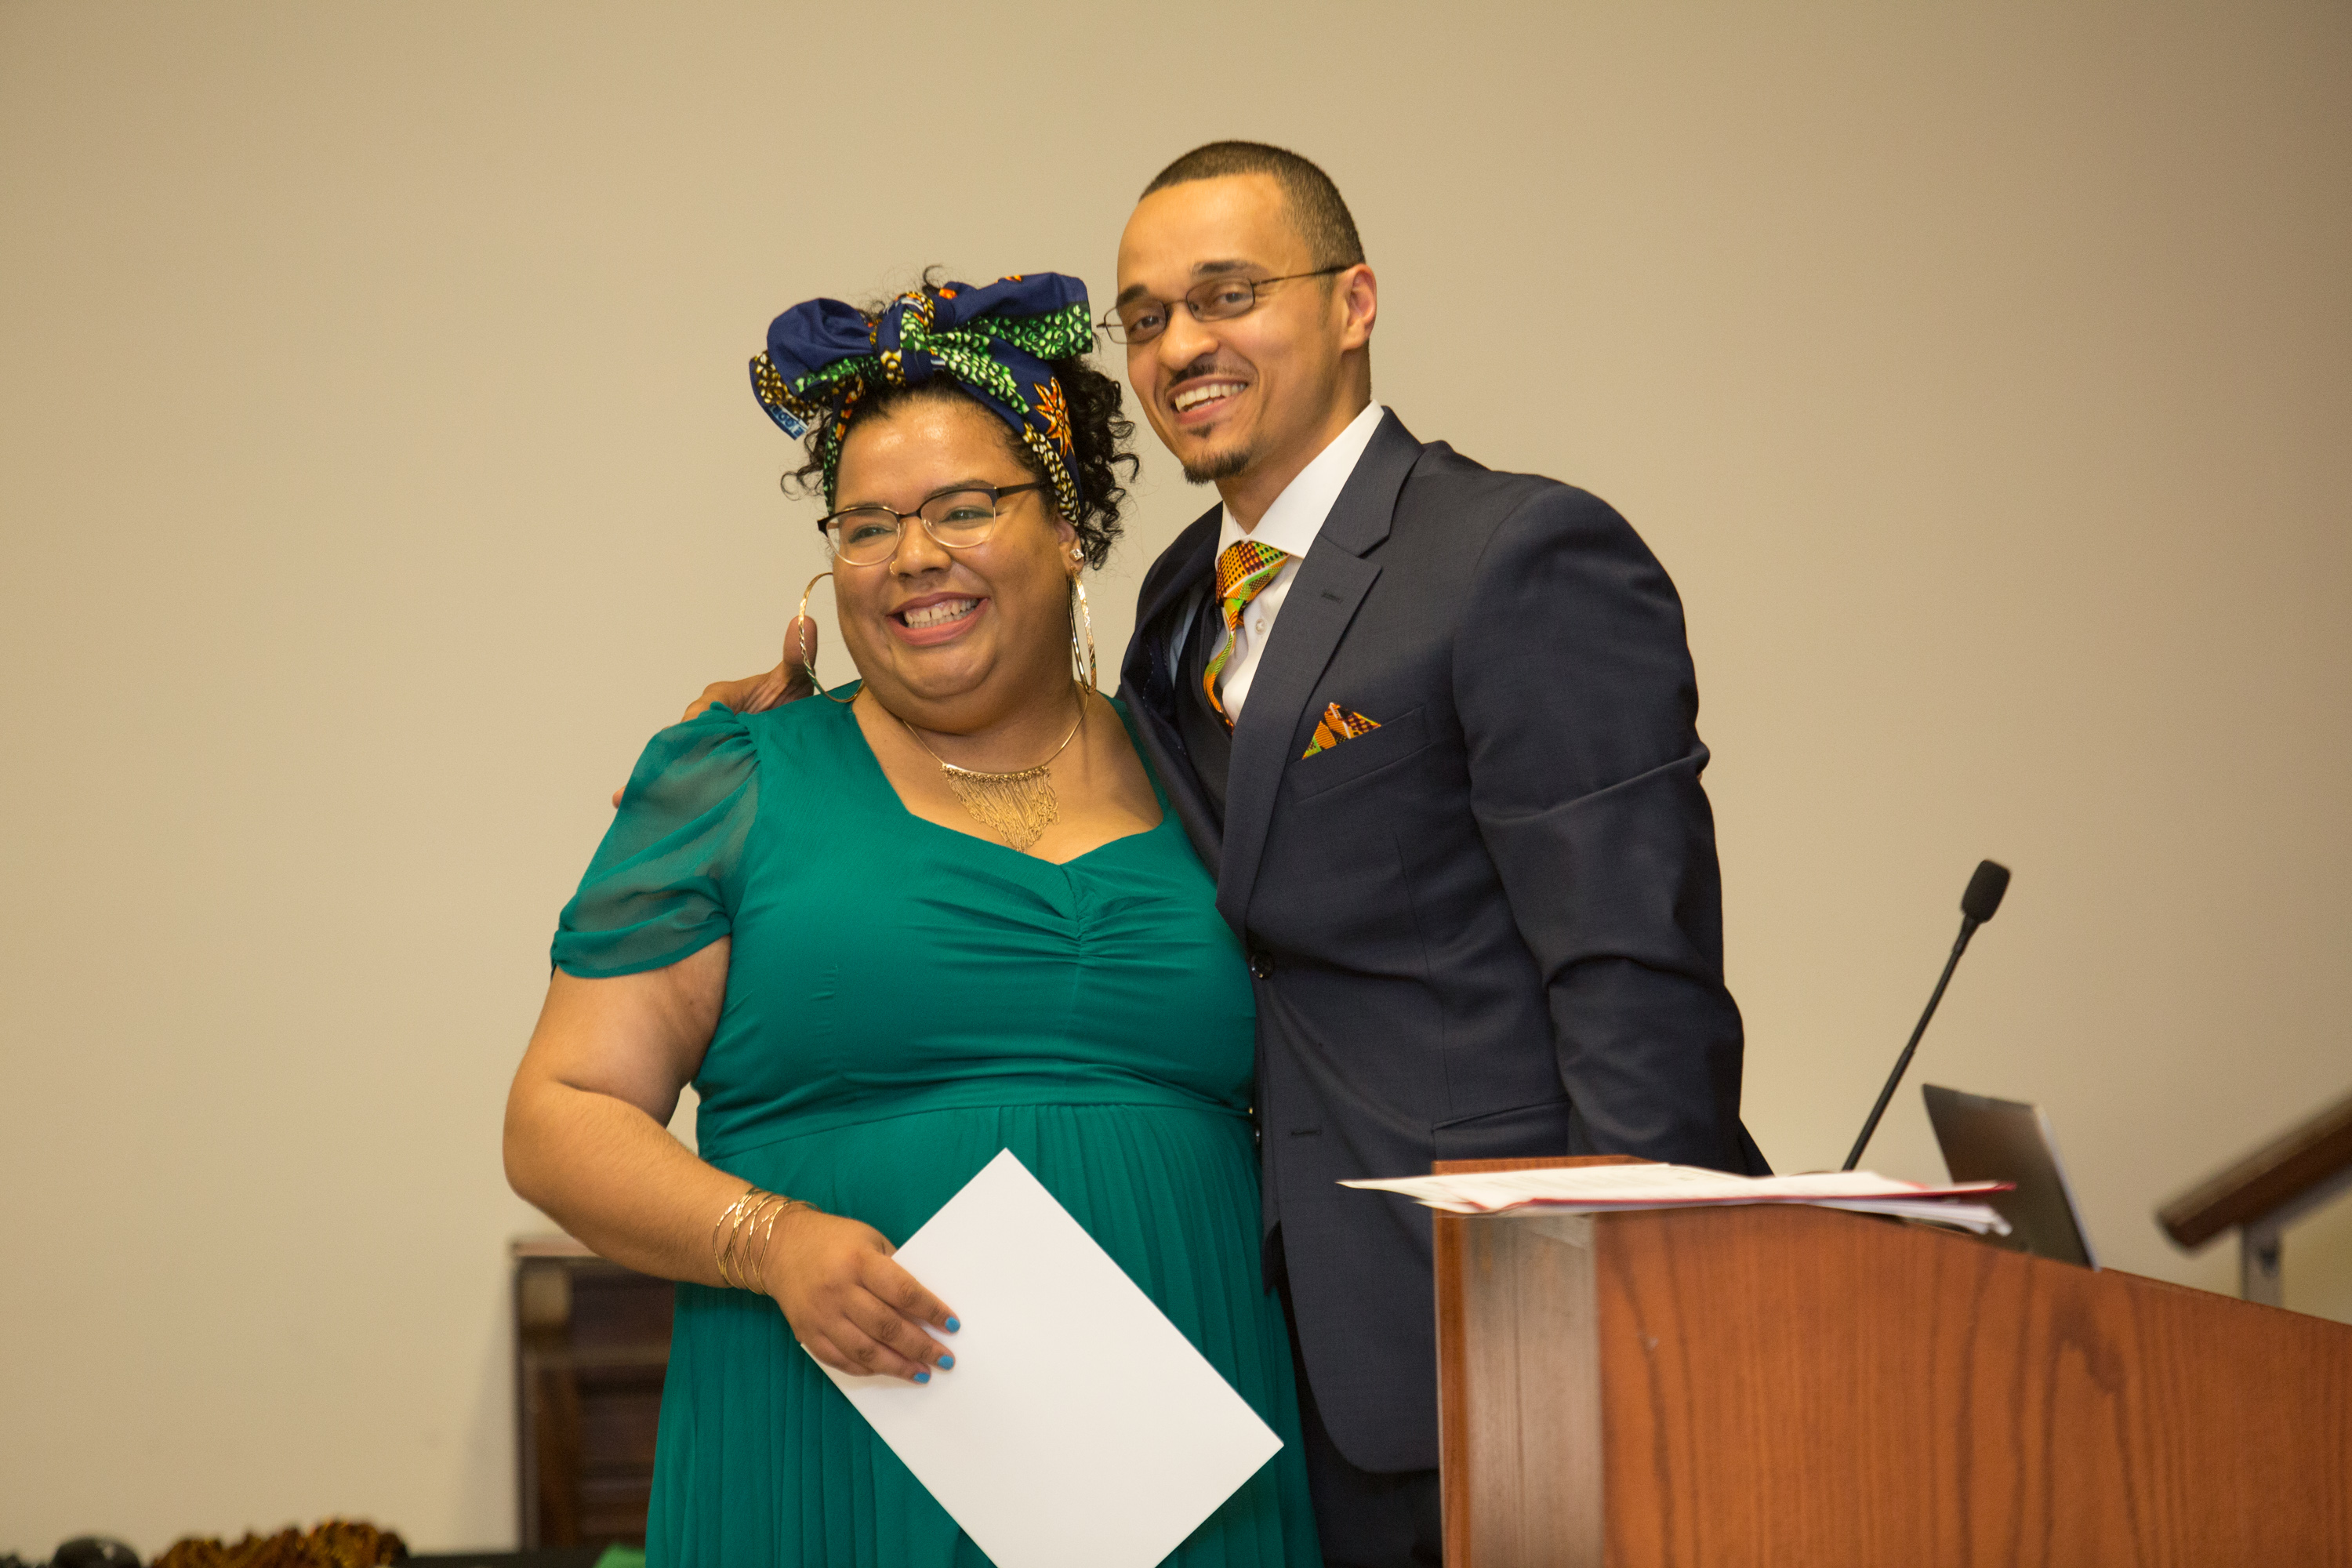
[1181,444,1254,485]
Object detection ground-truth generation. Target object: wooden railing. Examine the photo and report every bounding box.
[2159,1087,2352,1307]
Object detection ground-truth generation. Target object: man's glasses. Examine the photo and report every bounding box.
[1098,266,1348,347]
[815,481,1047,565]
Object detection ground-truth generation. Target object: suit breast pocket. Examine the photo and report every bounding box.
[1289,705,1431,799]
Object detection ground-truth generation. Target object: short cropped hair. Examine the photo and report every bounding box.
[1142,141,1366,270]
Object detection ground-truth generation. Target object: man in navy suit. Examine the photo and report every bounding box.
[1105,142,1766,1566]
[691,142,1766,1568]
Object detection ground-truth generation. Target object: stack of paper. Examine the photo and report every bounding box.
[1342,1163,2013,1234]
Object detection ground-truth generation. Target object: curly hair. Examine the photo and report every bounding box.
[782,350,1140,570]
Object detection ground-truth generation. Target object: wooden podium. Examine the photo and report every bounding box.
[1433,1158,2352,1566]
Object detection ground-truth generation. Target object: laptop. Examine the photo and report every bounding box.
[1922,1084,2099,1269]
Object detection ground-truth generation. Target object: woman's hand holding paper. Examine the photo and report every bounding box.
[763,1207,960,1383]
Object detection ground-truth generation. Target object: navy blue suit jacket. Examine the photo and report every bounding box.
[1116,410,1767,1473]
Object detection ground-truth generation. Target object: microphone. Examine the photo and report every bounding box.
[1841,859,2012,1171]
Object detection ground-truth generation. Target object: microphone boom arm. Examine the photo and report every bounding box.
[1841,916,1981,1172]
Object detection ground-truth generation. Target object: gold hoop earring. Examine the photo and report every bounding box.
[1069,575,1098,691]
[797,571,858,704]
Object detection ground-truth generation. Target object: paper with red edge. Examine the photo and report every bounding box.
[1341,1163,2015,1234]
[815,1148,1283,1568]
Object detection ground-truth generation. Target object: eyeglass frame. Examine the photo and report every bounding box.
[813,480,1050,564]
[1096,264,1351,347]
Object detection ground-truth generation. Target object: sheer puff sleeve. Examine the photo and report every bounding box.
[551,706,760,978]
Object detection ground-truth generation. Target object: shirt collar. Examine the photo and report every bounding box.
[1216,402,1386,559]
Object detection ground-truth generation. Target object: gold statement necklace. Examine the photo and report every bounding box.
[898,690,1087,852]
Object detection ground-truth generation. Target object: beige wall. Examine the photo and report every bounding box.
[3,0,2347,1551]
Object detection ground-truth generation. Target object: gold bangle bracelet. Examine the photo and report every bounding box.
[746,1196,814,1294]
[710,1186,819,1293]
[726,1193,789,1290]
[710,1186,768,1289]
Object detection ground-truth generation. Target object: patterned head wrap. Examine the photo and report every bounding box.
[750,274,1095,518]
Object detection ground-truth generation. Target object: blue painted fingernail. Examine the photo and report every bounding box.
[945,1317,961,1333]
[937,1353,954,1370]
[913,1370,931,1384]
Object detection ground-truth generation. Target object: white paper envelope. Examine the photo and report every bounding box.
[815,1147,1283,1568]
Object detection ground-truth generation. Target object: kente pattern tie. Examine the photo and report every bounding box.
[1203,539,1290,724]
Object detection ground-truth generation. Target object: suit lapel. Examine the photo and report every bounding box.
[1215,411,1424,936]
[1116,506,1223,873]
[1130,508,1221,686]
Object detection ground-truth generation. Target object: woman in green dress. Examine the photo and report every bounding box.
[503,274,1320,1567]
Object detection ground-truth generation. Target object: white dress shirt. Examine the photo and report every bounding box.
[1210,402,1385,721]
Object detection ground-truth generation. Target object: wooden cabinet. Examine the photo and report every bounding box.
[513,1238,673,1548]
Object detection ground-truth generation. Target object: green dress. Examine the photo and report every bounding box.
[553,691,1321,1568]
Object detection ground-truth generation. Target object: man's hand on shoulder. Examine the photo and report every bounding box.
[609,618,818,809]
[679,615,818,724]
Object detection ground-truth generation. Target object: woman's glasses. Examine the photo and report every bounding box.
[1097,267,1348,347]
[815,481,1048,565]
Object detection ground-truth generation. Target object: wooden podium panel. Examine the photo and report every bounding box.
[1435,1160,2352,1567]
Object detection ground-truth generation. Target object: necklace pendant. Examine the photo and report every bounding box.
[894,687,1087,854]
[940,762,1060,852]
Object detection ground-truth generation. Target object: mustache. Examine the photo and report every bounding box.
[1164,354,1250,387]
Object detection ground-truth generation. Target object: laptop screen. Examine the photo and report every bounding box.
[1923,1084,2099,1269]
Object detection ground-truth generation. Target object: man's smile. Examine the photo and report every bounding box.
[1167,368,1254,431]
[1173,380,1247,413]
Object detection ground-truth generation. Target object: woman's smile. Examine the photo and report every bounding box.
[887,591,990,645]
[826,394,1080,717]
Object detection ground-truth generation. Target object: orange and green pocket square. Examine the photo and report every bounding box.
[1302,702,1381,758]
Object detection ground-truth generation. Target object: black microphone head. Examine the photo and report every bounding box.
[1962,859,2011,924]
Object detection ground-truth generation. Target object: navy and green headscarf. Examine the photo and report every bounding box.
[750,274,1095,520]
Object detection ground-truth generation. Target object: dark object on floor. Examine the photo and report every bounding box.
[402,1552,604,1568]
[55,1544,140,1568]
[151,1521,405,1568]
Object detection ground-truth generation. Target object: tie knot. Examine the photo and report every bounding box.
[1214,539,1290,621]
